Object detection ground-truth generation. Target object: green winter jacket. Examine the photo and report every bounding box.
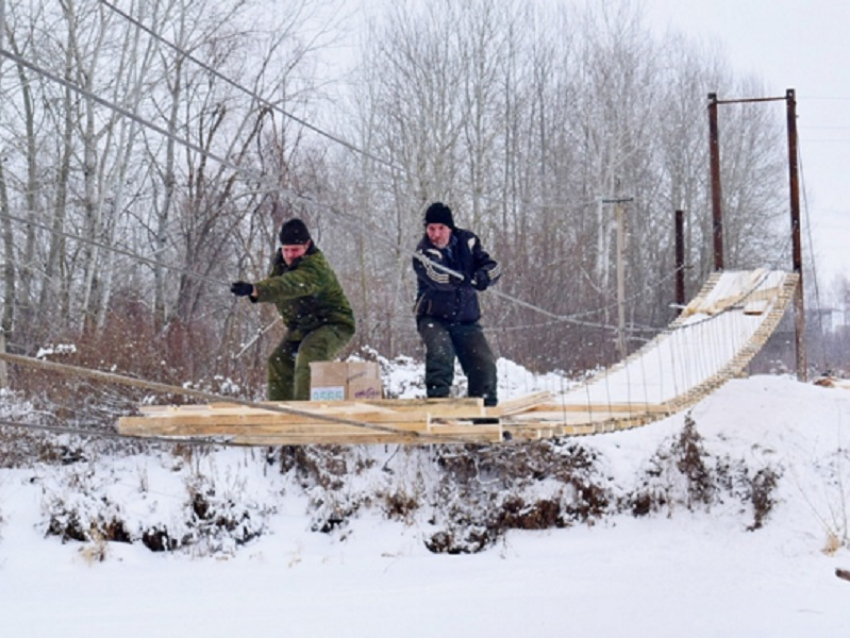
[252,245,355,342]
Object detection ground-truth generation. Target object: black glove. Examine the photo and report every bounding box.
[230,281,254,297]
[472,269,490,291]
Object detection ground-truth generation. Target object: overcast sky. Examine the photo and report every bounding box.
[642,0,850,292]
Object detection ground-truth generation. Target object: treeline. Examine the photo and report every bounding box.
[0,0,792,394]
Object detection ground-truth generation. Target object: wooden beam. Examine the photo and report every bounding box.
[222,427,504,446]
[138,397,485,420]
[119,418,504,446]
[489,391,552,417]
[117,396,505,446]
[522,403,671,415]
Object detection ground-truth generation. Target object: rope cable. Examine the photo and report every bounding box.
[0,211,223,287]
[797,137,829,370]
[96,0,396,172]
[0,45,667,334]
[0,417,241,448]
[98,0,606,216]
[0,351,508,445]
[0,350,422,438]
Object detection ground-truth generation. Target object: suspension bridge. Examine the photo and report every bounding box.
[0,5,809,448]
[113,268,799,445]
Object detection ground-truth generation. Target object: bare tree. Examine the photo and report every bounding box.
[338,0,789,371]
[0,0,793,385]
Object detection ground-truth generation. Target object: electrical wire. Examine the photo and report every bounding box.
[0,4,728,337]
[97,0,603,216]
[0,44,653,334]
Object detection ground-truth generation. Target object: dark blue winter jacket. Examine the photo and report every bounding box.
[413,228,501,323]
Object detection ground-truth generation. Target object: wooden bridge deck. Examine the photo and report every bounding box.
[117,269,799,446]
[116,392,671,445]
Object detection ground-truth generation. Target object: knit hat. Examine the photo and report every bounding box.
[424,202,454,229]
[279,218,312,245]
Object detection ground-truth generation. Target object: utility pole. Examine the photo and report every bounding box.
[603,197,634,360]
[675,210,686,309]
[708,93,724,271]
[786,89,807,381]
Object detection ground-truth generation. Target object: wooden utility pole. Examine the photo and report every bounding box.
[786,89,807,381]
[603,197,634,360]
[675,210,686,308]
[708,93,724,271]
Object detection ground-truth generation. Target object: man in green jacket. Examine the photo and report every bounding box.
[231,219,355,401]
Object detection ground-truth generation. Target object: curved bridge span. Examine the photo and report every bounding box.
[117,269,800,445]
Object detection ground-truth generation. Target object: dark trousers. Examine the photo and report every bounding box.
[267,323,355,401]
[416,317,498,406]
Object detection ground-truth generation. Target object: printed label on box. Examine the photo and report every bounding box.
[310,386,345,401]
[352,386,382,400]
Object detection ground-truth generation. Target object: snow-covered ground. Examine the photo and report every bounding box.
[1,365,849,637]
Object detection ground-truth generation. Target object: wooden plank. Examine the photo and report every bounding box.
[354,397,486,417]
[118,414,503,440]
[522,403,671,415]
[561,423,597,436]
[502,423,563,440]
[118,412,475,432]
[118,417,432,437]
[135,418,505,446]
[124,410,437,428]
[743,299,769,315]
[505,408,661,430]
[208,401,401,414]
[123,393,668,445]
[130,394,670,437]
[120,395,502,446]
[489,391,552,417]
[137,405,394,419]
[224,429,504,446]
[706,285,781,315]
[138,397,486,420]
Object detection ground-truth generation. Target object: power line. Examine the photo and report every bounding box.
[0,46,644,334]
[0,210,224,288]
[4,1,765,342]
[0,351,501,445]
[96,0,397,172]
[97,0,605,216]
[0,350,424,438]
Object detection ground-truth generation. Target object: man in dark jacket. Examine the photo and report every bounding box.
[231,219,355,401]
[413,202,501,406]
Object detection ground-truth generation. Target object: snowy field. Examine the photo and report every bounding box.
[1,365,850,637]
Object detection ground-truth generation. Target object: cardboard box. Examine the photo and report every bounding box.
[309,361,383,401]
